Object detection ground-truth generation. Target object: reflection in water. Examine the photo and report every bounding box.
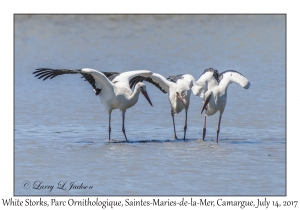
[15,15,285,195]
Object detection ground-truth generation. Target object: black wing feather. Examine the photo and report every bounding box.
[129,76,167,93]
[33,68,81,80]
[219,70,245,77]
[102,72,120,78]
[33,68,103,95]
[167,74,184,83]
[105,72,120,81]
[42,73,57,81]
[37,72,53,79]
[129,77,144,89]
[129,76,144,89]
[198,68,219,81]
[33,68,123,95]
[34,70,53,77]
[218,70,245,82]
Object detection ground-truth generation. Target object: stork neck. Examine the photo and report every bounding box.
[128,87,141,104]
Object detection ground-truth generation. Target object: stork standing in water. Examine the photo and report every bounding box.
[130,73,197,140]
[33,68,155,142]
[192,68,250,142]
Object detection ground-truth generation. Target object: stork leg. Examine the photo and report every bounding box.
[216,114,222,143]
[183,109,187,141]
[201,97,210,141]
[171,110,178,140]
[203,115,206,141]
[108,112,112,140]
[122,111,128,142]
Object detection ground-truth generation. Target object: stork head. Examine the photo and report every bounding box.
[176,90,187,106]
[136,82,153,106]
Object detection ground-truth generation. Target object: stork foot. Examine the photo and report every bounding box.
[122,128,128,142]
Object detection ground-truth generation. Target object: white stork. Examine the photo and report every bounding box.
[33,68,155,142]
[129,73,197,140]
[192,68,251,142]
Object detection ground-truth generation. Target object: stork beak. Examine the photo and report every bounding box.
[201,95,211,114]
[141,90,153,106]
[177,93,186,106]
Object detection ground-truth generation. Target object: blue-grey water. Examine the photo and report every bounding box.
[14,15,285,196]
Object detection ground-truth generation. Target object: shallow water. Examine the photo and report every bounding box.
[14,14,285,195]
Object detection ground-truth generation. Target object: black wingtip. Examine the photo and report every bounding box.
[95,88,101,95]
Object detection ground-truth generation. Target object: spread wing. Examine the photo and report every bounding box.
[103,72,121,81]
[110,70,152,84]
[218,70,250,89]
[129,73,174,94]
[33,68,115,95]
[167,74,184,83]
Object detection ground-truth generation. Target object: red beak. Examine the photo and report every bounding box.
[141,90,153,106]
[201,95,211,114]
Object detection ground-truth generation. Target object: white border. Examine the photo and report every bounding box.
[2,0,298,209]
